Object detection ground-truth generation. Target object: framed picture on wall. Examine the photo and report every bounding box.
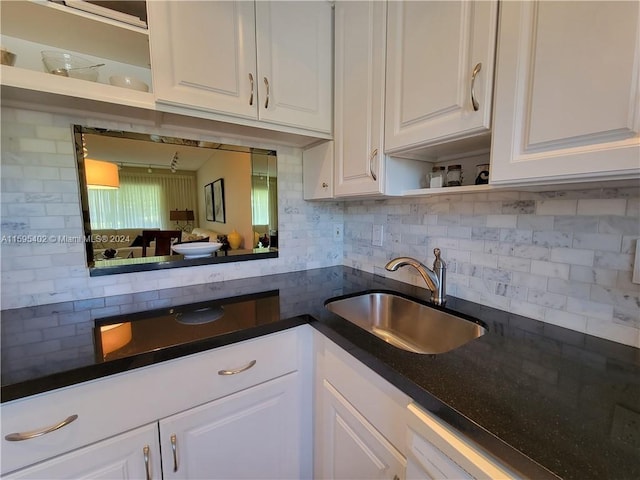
[204,182,214,221]
[213,178,226,223]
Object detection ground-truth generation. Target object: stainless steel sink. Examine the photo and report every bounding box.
[325,292,486,354]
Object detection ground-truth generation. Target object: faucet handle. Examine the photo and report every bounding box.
[433,248,446,269]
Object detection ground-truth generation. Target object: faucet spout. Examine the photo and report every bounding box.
[385,249,446,305]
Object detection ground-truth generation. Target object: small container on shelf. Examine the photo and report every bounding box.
[1,48,16,66]
[428,166,446,188]
[475,163,490,185]
[446,164,463,187]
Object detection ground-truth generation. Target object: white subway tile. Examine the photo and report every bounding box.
[572,232,622,252]
[544,309,587,332]
[550,247,594,267]
[528,289,567,309]
[497,255,531,272]
[585,318,639,348]
[569,266,618,287]
[536,199,578,215]
[531,260,570,280]
[486,214,517,228]
[594,252,633,271]
[577,198,627,216]
[566,297,613,321]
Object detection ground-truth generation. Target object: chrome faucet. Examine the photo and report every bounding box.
[385,248,447,305]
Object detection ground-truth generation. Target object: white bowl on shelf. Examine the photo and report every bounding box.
[109,75,149,92]
[172,242,223,259]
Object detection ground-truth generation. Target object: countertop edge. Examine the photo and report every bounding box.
[1,315,310,403]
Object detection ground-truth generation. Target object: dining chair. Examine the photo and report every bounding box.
[142,230,181,257]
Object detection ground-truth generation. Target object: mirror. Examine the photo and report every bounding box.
[73,125,278,276]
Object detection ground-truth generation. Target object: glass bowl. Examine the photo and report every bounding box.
[41,50,101,82]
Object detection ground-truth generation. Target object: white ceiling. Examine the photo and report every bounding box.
[84,133,221,172]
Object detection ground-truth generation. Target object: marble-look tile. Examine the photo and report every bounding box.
[572,232,622,252]
[497,255,532,273]
[613,307,640,329]
[510,272,549,290]
[566,297,613,321]
[531,260,570,280]
[594,252,633,271]
[532,231,573,248]
[502,200,536,214]
[569,266,618,288]
[553,216,599,233]
[486,214,518,228]
[547,278,591,300]
[598,216,640,236]
[550,248,594,267]
[536,199,578,216]
[517,215,554,231]
[544,309,588,332]
[528,289,567,309]
[577,198,627,216]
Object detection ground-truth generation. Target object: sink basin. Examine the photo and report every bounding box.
[325,292,486,354]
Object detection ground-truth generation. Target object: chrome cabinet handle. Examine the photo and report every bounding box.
[369,148,378,181]
[263,77,270,109]
[143,445,151,480]
[171,434,178,472]
[4,414,78,441]
[218,359,257,376]
[249,73,254,106]
[470,62,482,111]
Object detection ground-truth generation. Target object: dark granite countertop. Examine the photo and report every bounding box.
[2,267,639,479]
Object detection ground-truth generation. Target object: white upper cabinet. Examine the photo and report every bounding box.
[333,0,387,197]
[255,1,333,134]
[148,0,333,136]
[384,1,498,155]
[147,1,257,120]
[490,1,640,185]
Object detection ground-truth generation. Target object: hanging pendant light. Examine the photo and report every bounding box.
[85,159,120,189]
[82,134,119,189]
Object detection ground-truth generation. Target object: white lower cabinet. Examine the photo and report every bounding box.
[314,331,409,480]
[5,423,161,480]
[159,372,301,480]
[320,379,405,480]
[314,331,519,480]
[1,328,309,479]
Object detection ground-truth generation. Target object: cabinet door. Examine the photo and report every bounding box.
[159,372,301,480]
[255,1,333,134]
[148,1,257,119]
[318,379,406,480]
[385,1,497,153]
[5,424,161,480]
[303,141,334,200]
[491,1,640,185]
[334,0,386,197]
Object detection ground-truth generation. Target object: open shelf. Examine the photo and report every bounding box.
[401,184,494,196]
[1,0,150,67]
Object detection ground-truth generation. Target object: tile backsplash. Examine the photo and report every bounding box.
[342,189,640,347]
[0,107,343,309]
[1,106,639,347]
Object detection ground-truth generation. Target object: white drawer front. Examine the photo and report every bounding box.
[1,327,299,474]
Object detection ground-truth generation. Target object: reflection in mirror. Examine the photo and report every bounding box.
[73,126,278,276]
